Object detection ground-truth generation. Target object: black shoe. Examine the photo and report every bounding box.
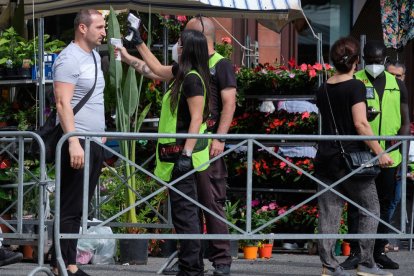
[162,261,180,275]
[213,264,231,276]
[339,252,361,270]
[0,248,23,267]
[374,252,399,270]
[67,268,90,276]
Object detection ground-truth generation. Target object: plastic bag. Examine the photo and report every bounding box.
[259,101,275,113]
[76,219,116,265]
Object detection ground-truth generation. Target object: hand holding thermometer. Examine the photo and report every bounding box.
[125,13,141,41]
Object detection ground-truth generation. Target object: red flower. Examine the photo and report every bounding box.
[279,162,286,169]
[312,63,323,71]
[176,15,187,22]
[288,58,296,68]
[301,111,310,120]
[324,63,332,70]
[0,159,11,169]
[299,63,308,72]
[308,69,316,78]
[221,36,232,44]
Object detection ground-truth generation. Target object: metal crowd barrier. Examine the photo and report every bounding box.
[0,131,52,276]
[52,132,414,276]
[0,131,414,275]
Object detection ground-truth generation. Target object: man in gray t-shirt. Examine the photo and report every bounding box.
[50,9,106,276]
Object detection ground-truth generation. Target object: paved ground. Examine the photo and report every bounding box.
[1,251,413,276]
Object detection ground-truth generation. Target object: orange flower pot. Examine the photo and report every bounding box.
[258,243,273,258]
[22,245,33,260]
[243,246,258,260]
[0,214,12,233]
[342,241,350,256]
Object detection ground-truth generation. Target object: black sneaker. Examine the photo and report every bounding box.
[374,253,399,270]
[0,248,23,267]
[213,264,231,276]
[339,252,361,270]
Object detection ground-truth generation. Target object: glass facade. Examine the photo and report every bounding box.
[297,0,352,64]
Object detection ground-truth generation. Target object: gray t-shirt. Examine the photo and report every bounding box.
[53,42,105,133]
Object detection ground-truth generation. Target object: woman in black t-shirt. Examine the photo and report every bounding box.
[315,37,393,276]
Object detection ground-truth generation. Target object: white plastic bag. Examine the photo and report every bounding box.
[76,219,116,265]
[259,101,275,113]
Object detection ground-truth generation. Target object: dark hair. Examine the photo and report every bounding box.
[330,36,360,73]
[170,29,210,118]
[386,59,406,73]
[363,40,386,59]
[74,9,102,29]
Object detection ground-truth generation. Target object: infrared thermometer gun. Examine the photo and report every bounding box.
[125,13,141,41]
[110,38,123,61]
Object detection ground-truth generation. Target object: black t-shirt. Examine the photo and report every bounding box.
[171,64,205,134]
[172,57,237,132]
[365,71,408,104]
[315,79,367,175]
[209,58,237,125]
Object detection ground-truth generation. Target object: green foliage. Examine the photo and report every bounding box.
[107,7,153,228]
[0,27,65,68]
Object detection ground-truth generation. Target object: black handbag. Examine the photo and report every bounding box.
[324,83,380,178]
[31,53,97,163]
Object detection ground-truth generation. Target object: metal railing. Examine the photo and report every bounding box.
[0,131,52,275]
[2,131,414,275]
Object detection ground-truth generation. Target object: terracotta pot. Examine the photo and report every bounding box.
[22,245,33,260]
[342,241,351,256]
[243,246,258,260]
[258,243,273,258]
[0,214,12,233]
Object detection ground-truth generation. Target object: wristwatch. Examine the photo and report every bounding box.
[182,149,192,157]
[218,138,226,143]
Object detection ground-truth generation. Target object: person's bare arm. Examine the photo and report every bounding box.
[54,81,84,169]
[135,43,174,80]
[184,96,205,152]
[399,103,410,135]
[116,47,169,81]
[210,87,236,157]
[352,102,393,167]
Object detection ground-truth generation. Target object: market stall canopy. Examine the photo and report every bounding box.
[0,0,304,25]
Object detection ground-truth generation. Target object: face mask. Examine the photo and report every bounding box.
[365,64,385,78]
[172,42,179,63]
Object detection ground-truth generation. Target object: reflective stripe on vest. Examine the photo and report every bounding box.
[154,70,209,181]
[355,70,401,166]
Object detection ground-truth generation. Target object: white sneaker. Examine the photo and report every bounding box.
[357,264,393,276]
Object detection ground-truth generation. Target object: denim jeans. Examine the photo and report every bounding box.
[388,167,402,222]
[317,169,379,270]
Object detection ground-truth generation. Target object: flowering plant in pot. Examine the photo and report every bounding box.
[236,59,335,96]
[215,36,233,59]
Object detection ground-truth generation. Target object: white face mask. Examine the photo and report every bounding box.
[365,64,385,78]
[172,42,180,63]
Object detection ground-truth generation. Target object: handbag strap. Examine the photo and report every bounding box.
[72,52,98,115]
[324,83,347,155]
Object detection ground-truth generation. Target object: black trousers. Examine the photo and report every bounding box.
[347,167,397,255]
[196,158,231,266]
[51,140,104,267]
[170,172,204,276]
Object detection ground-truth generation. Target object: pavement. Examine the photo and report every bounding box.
[1,251,413,276]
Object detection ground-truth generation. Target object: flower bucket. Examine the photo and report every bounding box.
[243,246,258,260]
[342,241,351,256]
[334,240,342,256]
[258,244,273,258]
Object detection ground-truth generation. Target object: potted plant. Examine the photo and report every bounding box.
[224,200,241,259]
